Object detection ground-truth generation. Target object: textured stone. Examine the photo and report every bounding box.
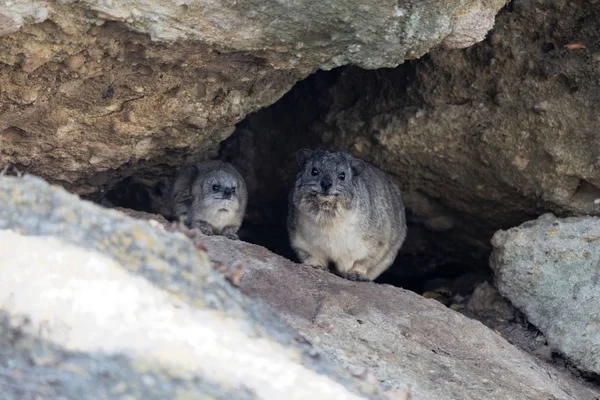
[491,213,600,376]
[0,0,506,194]
[194,225,600,400]
[0,175,392,400]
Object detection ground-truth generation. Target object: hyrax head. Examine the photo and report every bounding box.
[295,149,365,199]
[192,168,241,207]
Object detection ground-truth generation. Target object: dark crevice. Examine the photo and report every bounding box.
[100,64,496,295]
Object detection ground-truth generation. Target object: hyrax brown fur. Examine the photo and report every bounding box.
[287,149,407,281]
[171,160,247,240]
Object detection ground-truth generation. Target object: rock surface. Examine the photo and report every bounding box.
[0,175,391,400]
[491,213,600,376]
[3,175,600,399]
[197,223,600,399]
[0,0,506,195]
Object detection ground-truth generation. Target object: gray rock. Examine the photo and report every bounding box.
[0,175,391,400]
[491,213,600,376]
[0,0,507,69]
[197,223,600,400]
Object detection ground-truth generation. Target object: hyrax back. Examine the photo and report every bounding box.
[287,149,407,281]
[171,160,248,240]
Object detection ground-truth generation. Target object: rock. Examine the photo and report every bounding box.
[0,0,506,195]
[0,174,392,400]
[491,213,600,376]
[63,54,86,71]
[191,221,600,399]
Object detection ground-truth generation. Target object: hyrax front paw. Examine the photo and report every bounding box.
[221,226,240,240]
[341,260,371,282]
[222,228,240,240]
[296,250,328,271]
[192,221,215,236]
[340,272,371,282]
[307,263,328,271]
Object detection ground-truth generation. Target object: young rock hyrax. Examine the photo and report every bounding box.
[287,149,407,281]
[171,160,247,240]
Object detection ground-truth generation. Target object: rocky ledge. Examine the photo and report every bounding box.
[0,175,597,399]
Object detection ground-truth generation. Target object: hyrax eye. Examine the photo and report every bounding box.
[231,187,236,194]
[311,168,319,176]
[212,184,220,192]
[338,172,345,180]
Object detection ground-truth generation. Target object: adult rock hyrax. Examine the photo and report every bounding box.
[287,149,407,281]
[171,160,247,240]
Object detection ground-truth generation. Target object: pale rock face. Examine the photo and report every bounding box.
[0,175,389,400]
[491,213,600,376]
[0,230,366,400]
[198,221,600,400]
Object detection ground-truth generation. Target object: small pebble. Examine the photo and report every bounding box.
[534,101,550,112]
[64,54,85,71]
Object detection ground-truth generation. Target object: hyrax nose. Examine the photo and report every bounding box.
[223,188,233,198]
[320,176,333,191]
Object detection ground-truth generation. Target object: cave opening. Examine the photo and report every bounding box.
[100,61,497,301]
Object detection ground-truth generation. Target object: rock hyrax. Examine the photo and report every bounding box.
[171,160,247,240]
[287,149,407,281]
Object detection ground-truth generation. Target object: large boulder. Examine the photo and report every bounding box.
[0,175,390,400]
[0,0,506,195]
[491,213,600,376]
[195,219,600,399]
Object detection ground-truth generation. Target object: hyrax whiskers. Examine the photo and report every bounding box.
[287,149,407,281]
[171,160,247,240]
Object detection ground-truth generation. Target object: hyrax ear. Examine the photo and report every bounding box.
[296,148,313,168]
[350,158,366,176]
